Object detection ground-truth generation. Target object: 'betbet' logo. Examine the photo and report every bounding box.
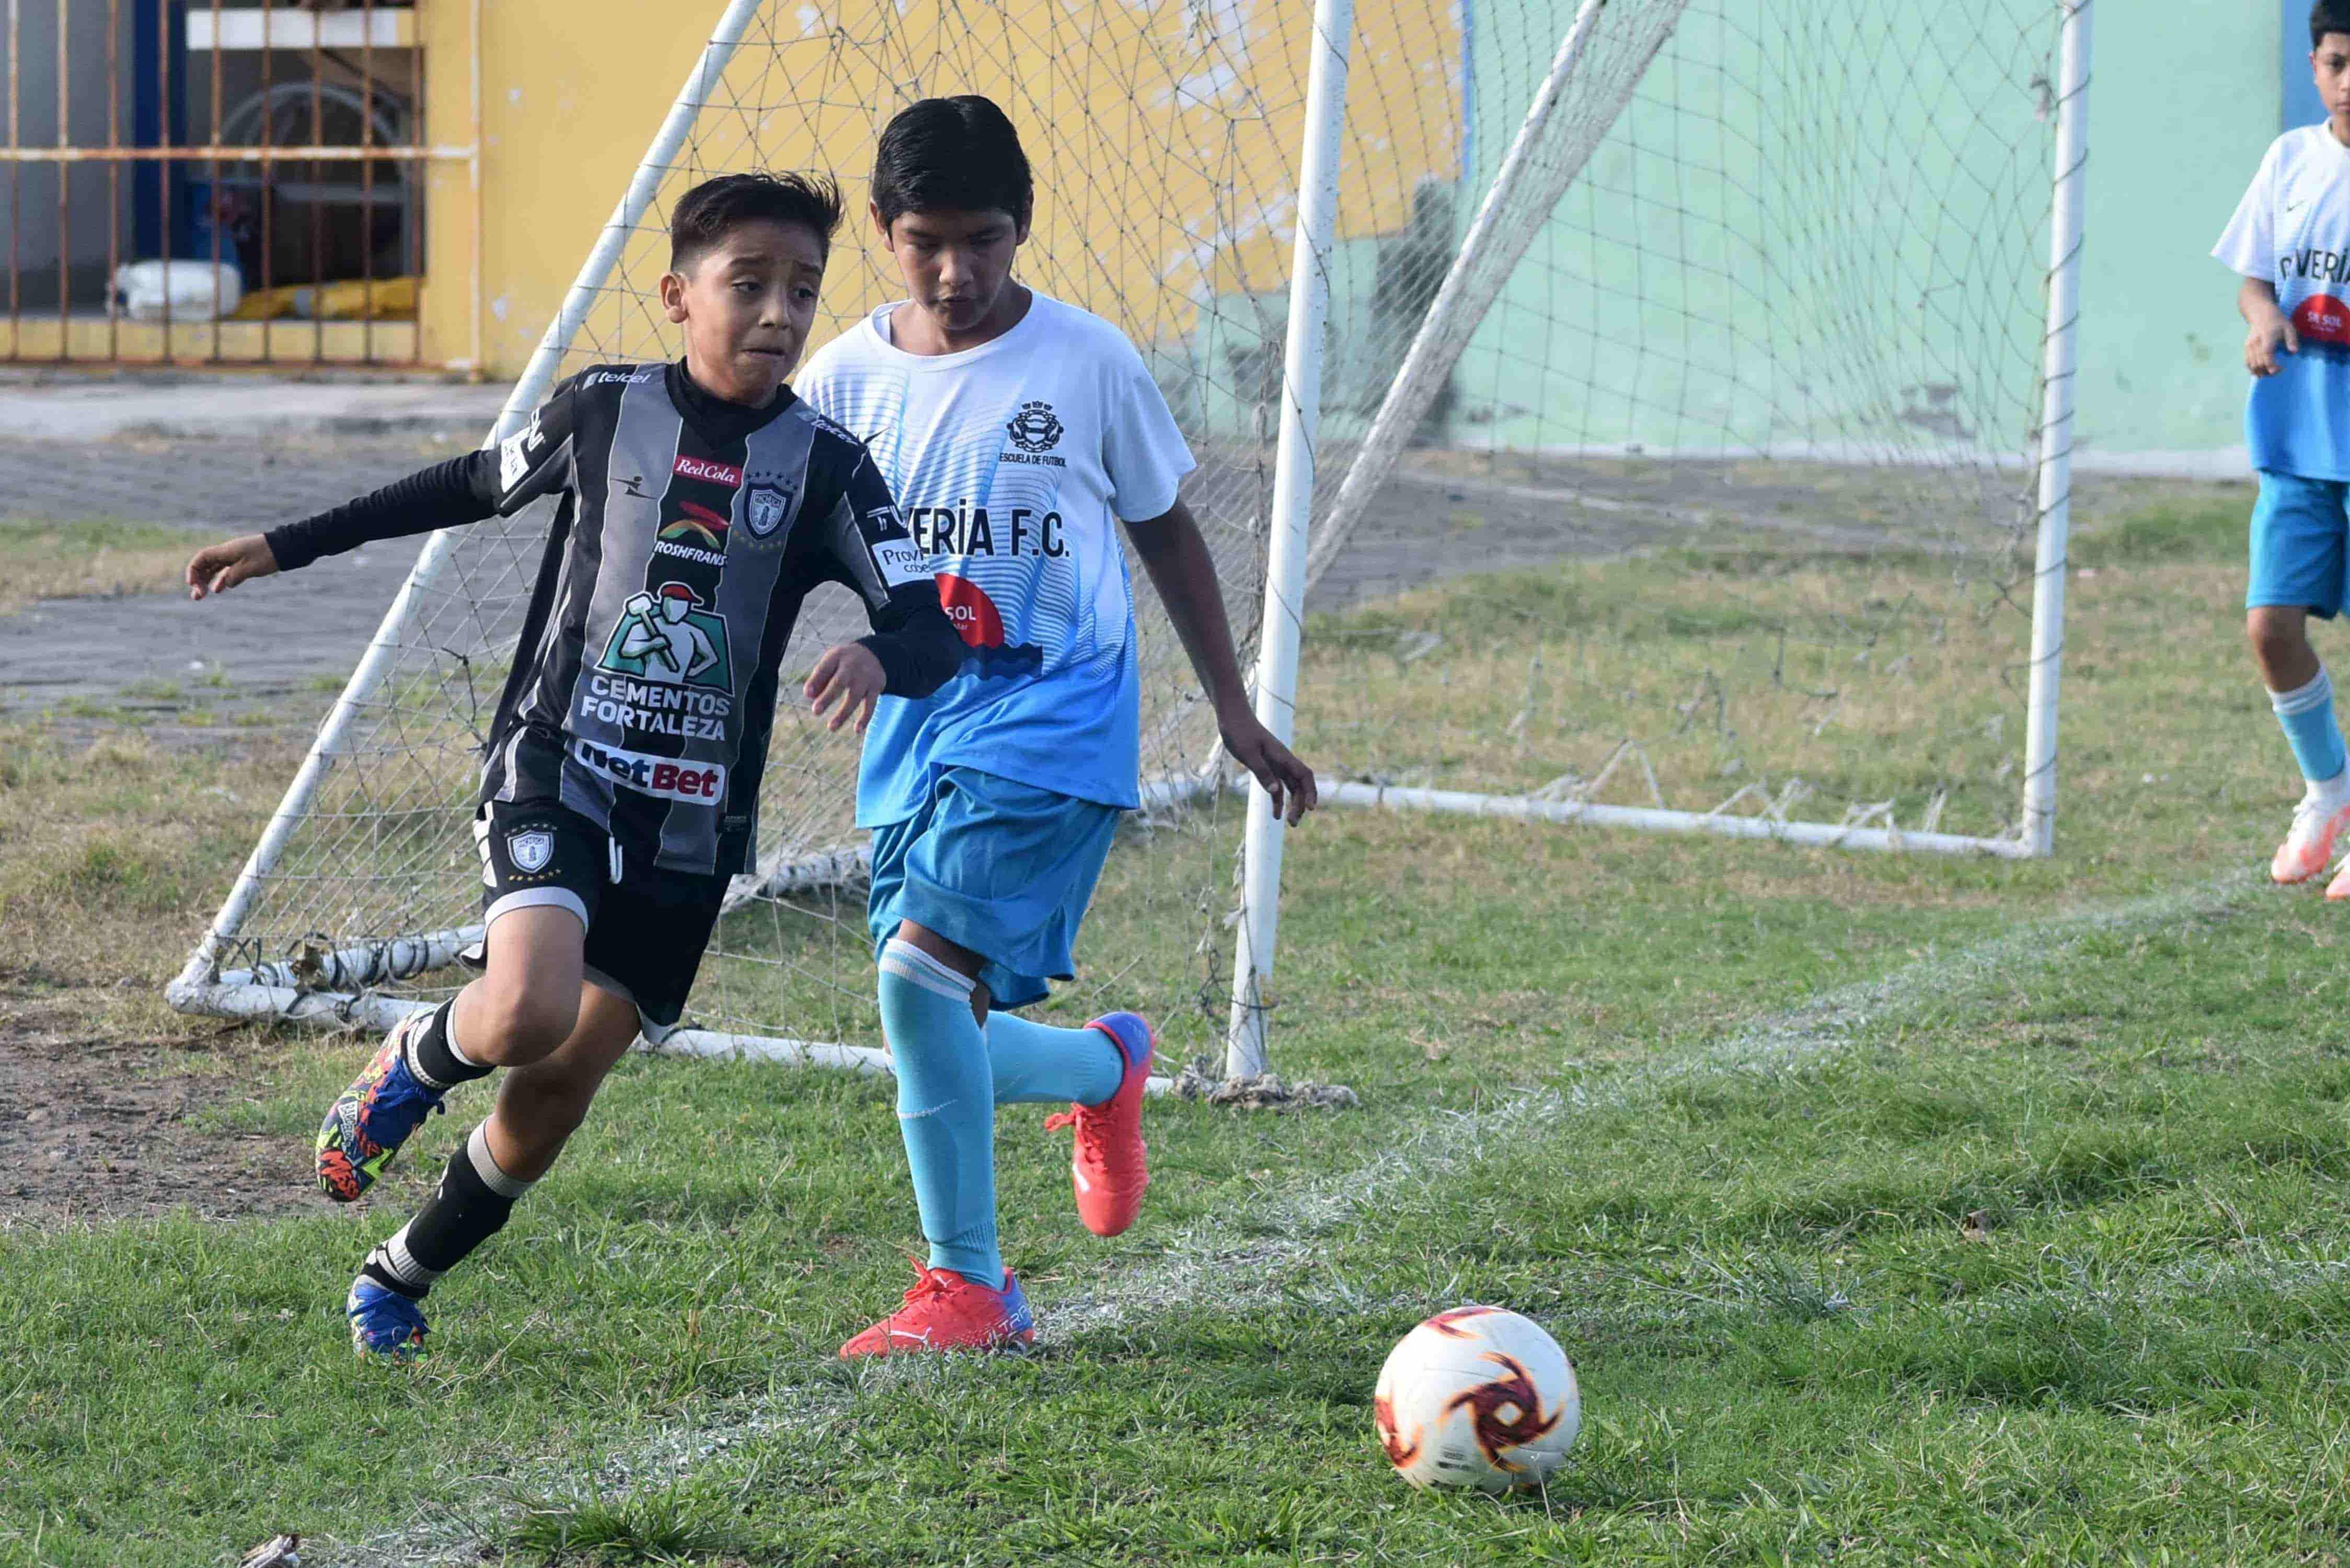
[572,738,727,803]
[2296,294,2350,347]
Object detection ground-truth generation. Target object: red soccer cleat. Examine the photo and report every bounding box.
[1044,1011,1154,1239]
[838,1265,1036,1358]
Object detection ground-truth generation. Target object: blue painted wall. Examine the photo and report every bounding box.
[2288,2,2326,131]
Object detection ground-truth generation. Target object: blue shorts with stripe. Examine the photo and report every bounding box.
[866,766,1122,1010]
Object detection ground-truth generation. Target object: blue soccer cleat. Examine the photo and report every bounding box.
[347,1277,429,1359]
[316,1009,448,1202]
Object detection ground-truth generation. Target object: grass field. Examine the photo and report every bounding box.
[0,518,200,618]
[9,476,2350,1565]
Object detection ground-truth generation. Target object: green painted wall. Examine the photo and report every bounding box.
[2079,2,2276,458]
[1184,2,2274,466]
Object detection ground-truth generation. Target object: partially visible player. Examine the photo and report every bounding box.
[2216,1,2350,893]
[795,97,1319,1357]
[182,172,963,1358]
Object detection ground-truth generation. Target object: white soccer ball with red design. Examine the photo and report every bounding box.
[1373,1305,1580,1492]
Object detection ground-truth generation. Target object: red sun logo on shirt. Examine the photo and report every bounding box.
[936,573,1005,648]
[2295,294,2350,346]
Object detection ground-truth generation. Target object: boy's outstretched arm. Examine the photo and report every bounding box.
[1126,500,1319,826]
[185,382,578,600]
[185,533,283,598]
[183,451,502,601]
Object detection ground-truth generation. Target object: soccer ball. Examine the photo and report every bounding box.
[1373,1305,1580,1492]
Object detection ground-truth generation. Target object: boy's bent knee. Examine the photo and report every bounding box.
[476,985,580,1065]
[2248,605,2309,642]
[2248,607,2319,680]
[496,1069,599,1145]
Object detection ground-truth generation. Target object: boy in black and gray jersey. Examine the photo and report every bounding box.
[184,172,961,1358]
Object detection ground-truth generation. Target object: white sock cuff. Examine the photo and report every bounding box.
[2273,666,2333,717]
[465,1121,534,1198]
[373,1222,442,1290]
[443,1000,486,1071]
[880,939,975,1003]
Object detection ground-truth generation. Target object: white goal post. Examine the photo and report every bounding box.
[169,0,2094,1083]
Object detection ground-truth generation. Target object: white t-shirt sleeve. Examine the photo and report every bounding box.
[1099,339,1196,522]
[792,338,846,419]
[2215,139,2282,279]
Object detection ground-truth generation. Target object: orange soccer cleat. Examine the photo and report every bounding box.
[1043,1011,1155,1239]
[2273,791,2350,885]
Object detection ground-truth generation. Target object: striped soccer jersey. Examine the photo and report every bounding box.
[266,361,957,879]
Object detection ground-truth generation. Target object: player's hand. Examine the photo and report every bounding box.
[804,641,888,734]
[2248,310,2301,376]
[1219,704,1319,826]
[184,534,280,599]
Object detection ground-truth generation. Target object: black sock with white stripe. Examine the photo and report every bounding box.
[402,999,493,1091]
[358,1122,535,1300]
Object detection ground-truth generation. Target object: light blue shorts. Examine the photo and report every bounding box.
[867,765,1122,1010]
[2250,471,2350,619]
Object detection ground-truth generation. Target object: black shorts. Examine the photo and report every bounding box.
[468,800,727,1042]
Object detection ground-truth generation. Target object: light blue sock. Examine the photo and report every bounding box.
[877,940,999,1288]
[2273,667,2349,789]
[984,1011,1124,1106]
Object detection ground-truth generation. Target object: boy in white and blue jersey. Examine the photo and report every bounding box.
[797,97,1319,1356]
[2215,1,2350,895]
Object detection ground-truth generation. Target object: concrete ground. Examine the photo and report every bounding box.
[0,369,2019,719]
[0,372,512,714]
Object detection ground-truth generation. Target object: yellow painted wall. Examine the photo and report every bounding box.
[416,1,1465,378]
[417,0,715,372]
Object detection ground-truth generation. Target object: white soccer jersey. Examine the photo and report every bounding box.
[2214,123,2350,480]
[796,292,1196,823]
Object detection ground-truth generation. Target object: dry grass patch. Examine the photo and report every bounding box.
[1295,532,2269,858]
[0,722,303,1039]
[0,518,201,615]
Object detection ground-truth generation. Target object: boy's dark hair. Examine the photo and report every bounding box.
[669,171,845,271]
[2316,0,2350,47]
[870,96,1033,232]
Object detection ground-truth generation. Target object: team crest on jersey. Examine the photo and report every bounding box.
[506,827,554,874]
[746,484,792,539]
[1006,400,1063,453]
[597,582,734,693]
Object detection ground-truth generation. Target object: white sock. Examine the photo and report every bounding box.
[444,1006,486,1070]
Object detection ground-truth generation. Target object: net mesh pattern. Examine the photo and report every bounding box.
[188,0,2071,1053]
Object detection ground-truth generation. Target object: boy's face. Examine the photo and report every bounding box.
[874,204,1027,336]
[660,218,828,399]
[2318,32,2350,121]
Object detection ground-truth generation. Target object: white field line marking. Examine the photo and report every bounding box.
[321,870,2268,1566]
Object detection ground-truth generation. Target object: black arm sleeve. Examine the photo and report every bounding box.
[260,377,580,573]
[859,585,967,699]
[814,444,965,699]
[261,450,498,573]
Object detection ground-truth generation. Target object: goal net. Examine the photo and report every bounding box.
[170,0,2086,1070]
